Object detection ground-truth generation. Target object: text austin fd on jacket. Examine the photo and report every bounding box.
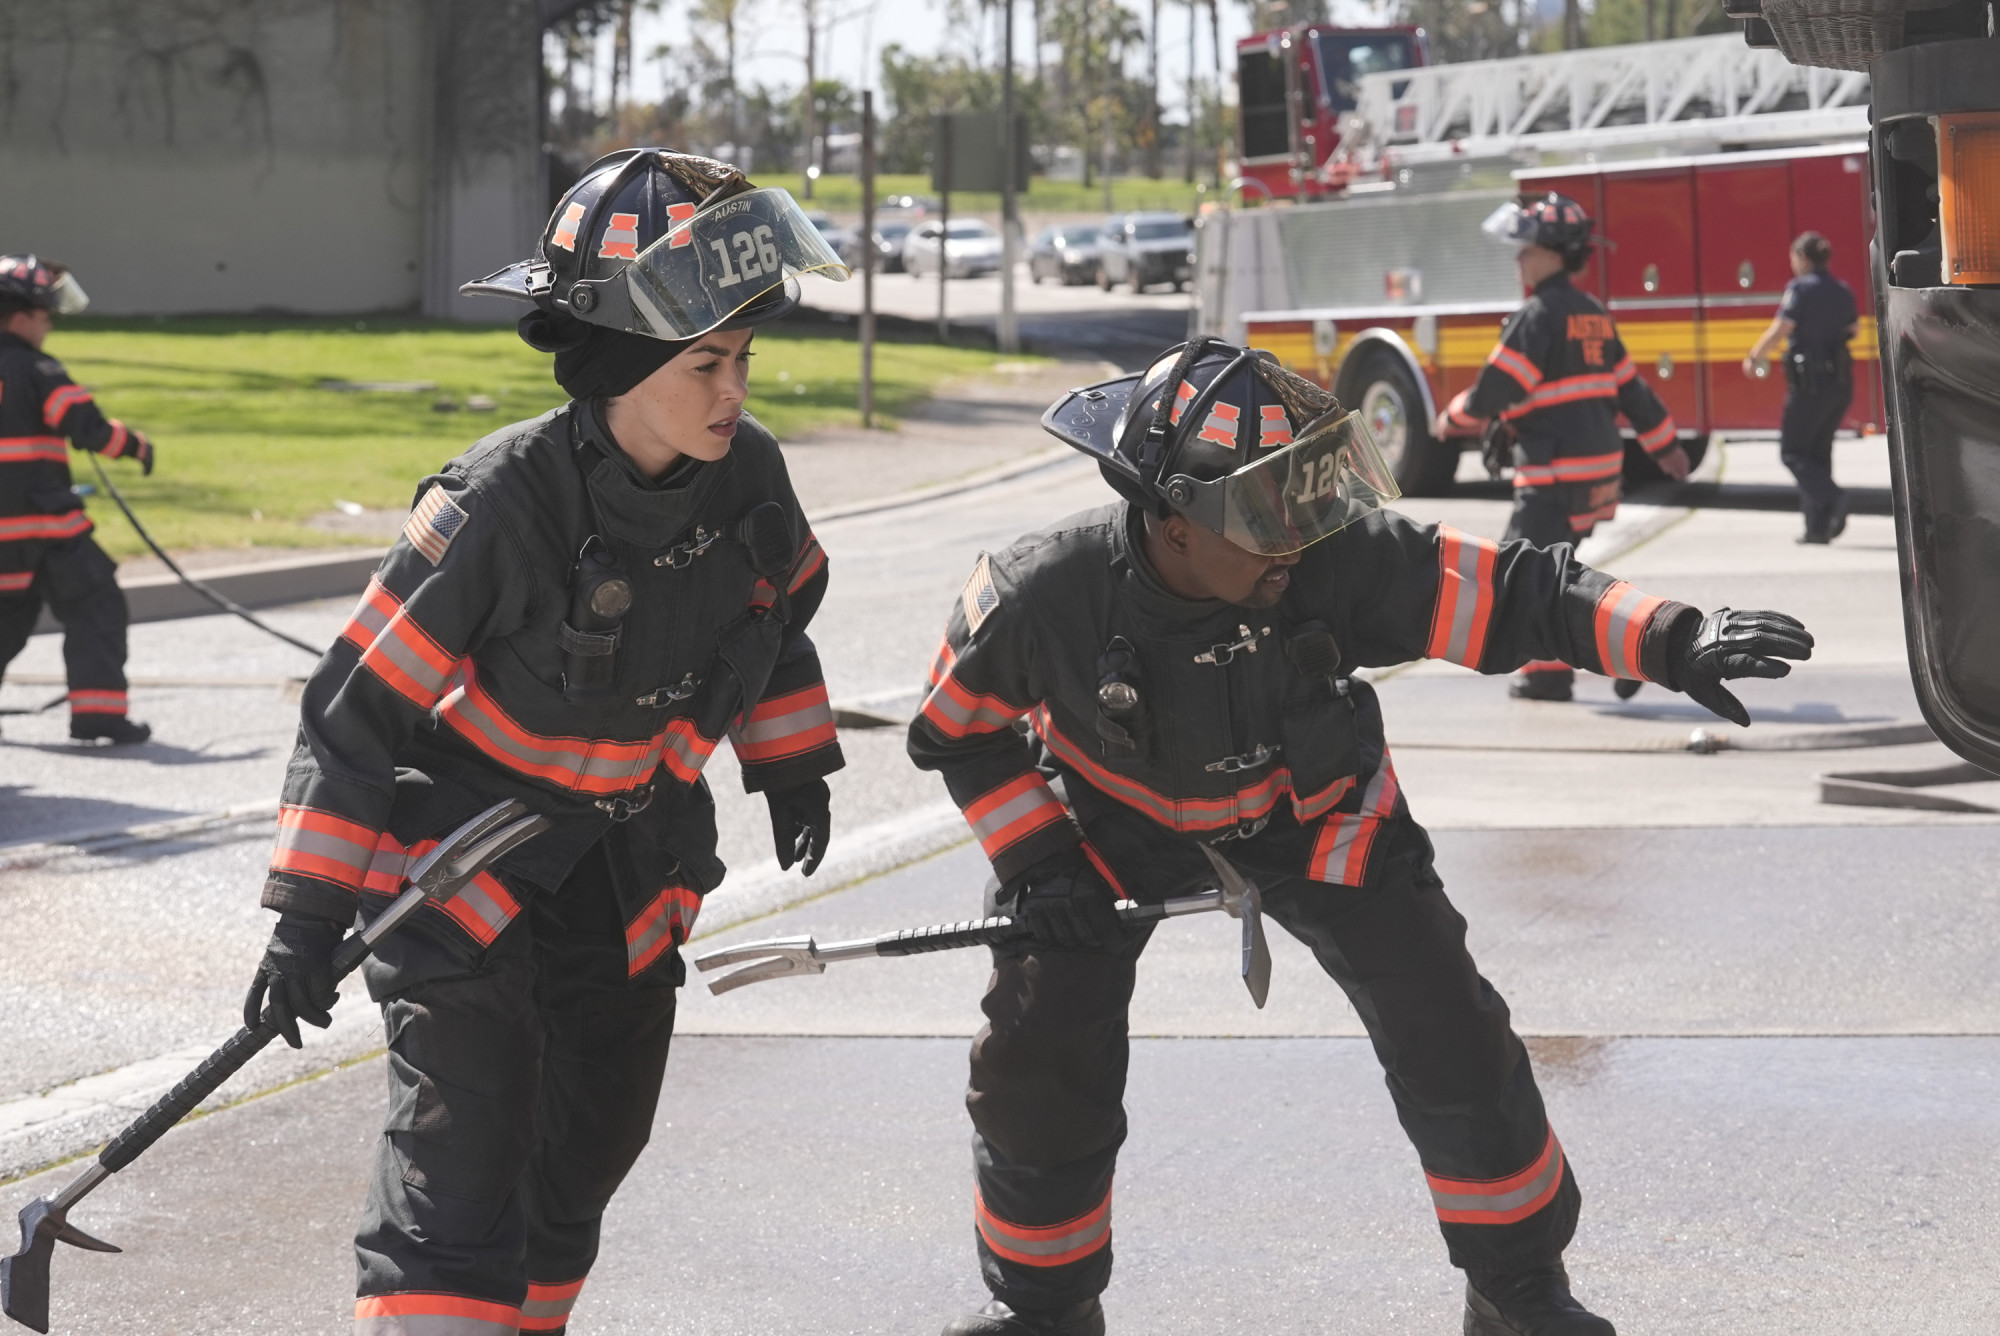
[0,331,147,591]
[910,502,1698,890]
[1445,269,1679,534]
[264,402,842,979]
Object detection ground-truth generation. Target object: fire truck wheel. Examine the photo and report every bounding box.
[1623,433,1709,489]
[1351,351,1458,497]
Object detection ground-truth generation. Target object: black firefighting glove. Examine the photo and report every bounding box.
[130,429,154,476]
[766,778,831,876]
[999,847,1127,952]
[1675,607,1814,727]
[243,912,346,1049]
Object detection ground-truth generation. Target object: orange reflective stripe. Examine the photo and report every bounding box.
[359,833,519,944]
[1568,501,1619,532]
[787,531,826,594]
[730,681,837,763]
[359,599,463,709]
[102,420,129,458]
[271,805,379,891]
[0,511,91,543]
[438,667,669,795]
[1077,840,1129,900]
[1499,373,1619,420]
[1426,1125,1566,1225]
[520,1277,588,1332]
[41,384,91,428]
[353,1291,521,1335]
[625,882,700,975]
[975,1187,1112,1267]
[1035,707,1296,833]
[1486,343,1541,392]
[68,689,127,715]
[1307,753,1400,886]
[1592,581,1664,681]
[1637,418,1676,451]
[340,576,402,653]
[1426,526,1498,669]
[1445,388,1481,429]
[0,571,32,592]
[919,650,1027,739]
[1612,354,1638,384]
[658,715,720,783]
[965,772,1070,859]
[1509,450,1623,488]
[0,435,67,463]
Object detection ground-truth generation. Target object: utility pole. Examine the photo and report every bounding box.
[803,0,819,198]
[861,88,877,426]
[999,0,1019,353]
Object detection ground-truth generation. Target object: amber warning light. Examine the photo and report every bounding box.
[1938,111,2000,287]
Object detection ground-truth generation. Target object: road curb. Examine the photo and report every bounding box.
[34,548,387,633]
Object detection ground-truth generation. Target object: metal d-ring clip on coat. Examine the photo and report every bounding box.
[1194,624,1271,666]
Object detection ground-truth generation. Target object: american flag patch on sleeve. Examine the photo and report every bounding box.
[960,553,1000,633]
[403,485,468,565]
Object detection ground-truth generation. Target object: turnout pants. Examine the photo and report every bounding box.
[1504,454,1617,690]
[966,818,1578,1315]
[0,535,131,721]
[353,841,678,1335]
[1779,369,1853,536]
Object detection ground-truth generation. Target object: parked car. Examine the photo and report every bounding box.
[1029,224,1102,285]
[1096,212,1196,293]
[903,218,1004,278]
[836,219,916,273]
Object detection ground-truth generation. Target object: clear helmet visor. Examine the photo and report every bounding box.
[625,187,849,339]
[1480,201,1534,247]
[48,271,88,316]
[1167,409,1403,556]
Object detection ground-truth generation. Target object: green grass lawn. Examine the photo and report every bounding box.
[47,317,1026,559]
[772,172,1207,216]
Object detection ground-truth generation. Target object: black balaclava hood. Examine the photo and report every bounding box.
[519,309,693,399]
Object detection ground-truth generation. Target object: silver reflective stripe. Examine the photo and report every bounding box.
[732,696,834,748]
[969,784,1057,846]
[347,584,394,646]
[519,1296,577,1323]
[365,616,456,701]
[977,1206,1111,1259]
[1428,1144,1564,1217]
[920,682,1018,735]
[1599,585,1650,679]
[449,878,515,940]
[627,914,674,970]
[441,683,662,790]
[367,843,412,886]
[352,1312,518,1335]
[1438,539,1487,667]
[661,722,715,777]
[275,823,372,879]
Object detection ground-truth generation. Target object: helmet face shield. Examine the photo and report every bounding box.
[623,187,849,339]
[1481,201,1535,248]
[48,271,88,316]
[1164,409,1402,555]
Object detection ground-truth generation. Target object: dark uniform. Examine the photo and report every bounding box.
[909,499,1698,1316]
[0,330,149,727]
[266,401,841,1333]
[1445,269,1679,547]
[1775,267,1858,539]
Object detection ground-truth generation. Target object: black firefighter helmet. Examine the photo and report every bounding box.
[1040,339,1401,556]
[0,255,89,315]
[461,148,849,340]
[1481,192,1598,266]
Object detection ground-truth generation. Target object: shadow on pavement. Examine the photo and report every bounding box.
[0,786,186,846]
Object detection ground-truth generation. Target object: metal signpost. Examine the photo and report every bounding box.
[860,88,876,427]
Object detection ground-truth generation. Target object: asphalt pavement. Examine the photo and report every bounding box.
[4,422,1997,1334]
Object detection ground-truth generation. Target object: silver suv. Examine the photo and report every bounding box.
[1096,212,1195,293]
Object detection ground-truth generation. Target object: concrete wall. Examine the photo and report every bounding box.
[0,0,544,320]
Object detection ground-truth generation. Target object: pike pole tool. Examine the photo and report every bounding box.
[1,799,550,1334]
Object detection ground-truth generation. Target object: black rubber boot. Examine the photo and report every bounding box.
[70,715,151,745]
[942,1298,1105,1336]
[1612,678,1642,701]
[1463,1264,1615,1336]
[1508,670,1574,702]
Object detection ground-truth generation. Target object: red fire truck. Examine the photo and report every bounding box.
[1203,34,1880,494]
[1235,23,1428,202]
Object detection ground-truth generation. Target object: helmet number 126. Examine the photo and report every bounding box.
[709,225,780,289]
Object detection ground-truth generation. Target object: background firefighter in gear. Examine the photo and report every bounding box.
[241,149,850,1336]
[1435,193,1692,704]
[0,254,155,745]
[910,340,1813,1336]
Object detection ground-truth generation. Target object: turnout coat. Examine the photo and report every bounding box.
[264,402,842,979]
[910,502,1697,892]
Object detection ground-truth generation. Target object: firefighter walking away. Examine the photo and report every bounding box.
[1436,194,1690,703]
[0,255,155,744]
[914,339,1813,1335]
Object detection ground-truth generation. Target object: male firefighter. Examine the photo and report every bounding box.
[0,255,155,743]
[913,339,1813,1336]
[1744,230,1858,544]
[241,150,850,1334]
[1435,193,1690,703]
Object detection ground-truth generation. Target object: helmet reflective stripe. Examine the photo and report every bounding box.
[1168,380,1196,426]
[598,212,641,260]
[666,202,696,249]
[551,203,586,252]
[1258,405,1294,448]
[1196,401,1240,447]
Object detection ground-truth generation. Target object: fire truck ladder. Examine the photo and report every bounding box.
[1342,33,1869,169]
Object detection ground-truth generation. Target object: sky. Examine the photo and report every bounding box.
[603,0,1398,124]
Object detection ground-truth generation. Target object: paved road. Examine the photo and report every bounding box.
[5,428,1996,1333]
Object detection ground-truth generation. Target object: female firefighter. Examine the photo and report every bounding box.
[1435,193,1691,703]
[241,150,849,1335]
[1744,230,1858,544]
